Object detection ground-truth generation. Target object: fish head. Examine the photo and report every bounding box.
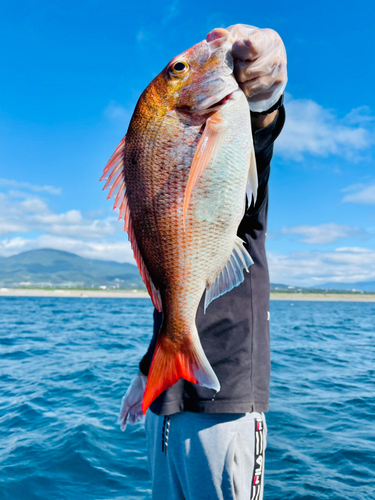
[151,29,238,115]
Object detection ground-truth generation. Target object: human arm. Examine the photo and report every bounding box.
[251,110,278,130]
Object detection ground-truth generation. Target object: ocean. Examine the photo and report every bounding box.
[0,297,374,500]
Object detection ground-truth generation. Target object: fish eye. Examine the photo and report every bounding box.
[174,62,186,72]
[170,61,189,76]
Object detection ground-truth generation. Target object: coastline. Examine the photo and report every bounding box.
[0,288,150,299]
[1,288,375,302]
[270,292,375,302]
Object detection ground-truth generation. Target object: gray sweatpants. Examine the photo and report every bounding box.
[145,411,267,500]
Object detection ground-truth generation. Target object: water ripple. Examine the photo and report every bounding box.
[0,297,374,499]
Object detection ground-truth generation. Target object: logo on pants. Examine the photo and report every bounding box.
[251,417,264,500]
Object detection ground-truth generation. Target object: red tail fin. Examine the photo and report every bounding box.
[142,332,220,413]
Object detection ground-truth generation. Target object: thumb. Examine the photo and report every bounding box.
[118,395,130,431]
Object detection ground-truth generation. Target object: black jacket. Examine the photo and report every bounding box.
[140,106,285,415]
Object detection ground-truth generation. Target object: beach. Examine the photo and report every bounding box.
[270,292,375,302]
[1,288,375,301]
[0,288,150,299]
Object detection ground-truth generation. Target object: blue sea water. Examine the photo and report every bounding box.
[0,297,374,500]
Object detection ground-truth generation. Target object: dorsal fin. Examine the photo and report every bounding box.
[101,136,162,312]
[204,236,253,312]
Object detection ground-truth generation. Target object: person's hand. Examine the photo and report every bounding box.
[118,372,147,431]
[227,24,287,113]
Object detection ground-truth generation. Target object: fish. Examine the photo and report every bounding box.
[100,28,258,414]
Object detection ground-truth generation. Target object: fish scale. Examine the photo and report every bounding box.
[101,28,257,412]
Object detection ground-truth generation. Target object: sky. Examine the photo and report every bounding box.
[0,0,374,287]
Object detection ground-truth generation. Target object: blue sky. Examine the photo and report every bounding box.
[1,0,374,286]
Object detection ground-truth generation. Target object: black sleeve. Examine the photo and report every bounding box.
[139,309,162,376]
[139,106,286,376]
[252,105,285,174]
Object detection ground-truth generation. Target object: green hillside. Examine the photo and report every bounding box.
[2,249,374,293]
[0,249,145,289]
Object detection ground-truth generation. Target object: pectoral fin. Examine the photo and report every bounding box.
[183,113,228,226]
[246,142,258,207]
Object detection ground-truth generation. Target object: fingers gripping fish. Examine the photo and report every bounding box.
[101,28,258,414]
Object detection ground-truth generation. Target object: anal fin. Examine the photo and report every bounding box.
[204,236,253,312]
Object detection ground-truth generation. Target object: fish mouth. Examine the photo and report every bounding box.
[176,77,239,116]
[191,82,239,115]
[205,90,236,111]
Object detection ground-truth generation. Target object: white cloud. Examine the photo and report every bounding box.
[268,247,375,286]
[32,209,82,225]
[0,192,118,238]
[162,0,179,25]
[282,223,363,244]
[277,96,374,161]
[104,101,131,121]
[136,29,148,43]
[342,183,375,205]
[0,178,61,195]
[0,236,134,263]
[344,106,375,125]
[0,181,133,264]
[20,197,49,213]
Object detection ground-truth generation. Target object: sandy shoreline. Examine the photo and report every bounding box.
[1,288,375,302]
[0,288,150,299]
[270,292,375,302]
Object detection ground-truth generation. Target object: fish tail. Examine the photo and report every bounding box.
[142,328,220,413]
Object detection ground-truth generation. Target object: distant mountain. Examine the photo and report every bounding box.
[0,249,145,289]
[270,283,303,291]
[271,283,323,293]
[2,249,374,293]
[271,282,375,293]
[316,281,375,292]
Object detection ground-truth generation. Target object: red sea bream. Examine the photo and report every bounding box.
[101,28,257,413]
